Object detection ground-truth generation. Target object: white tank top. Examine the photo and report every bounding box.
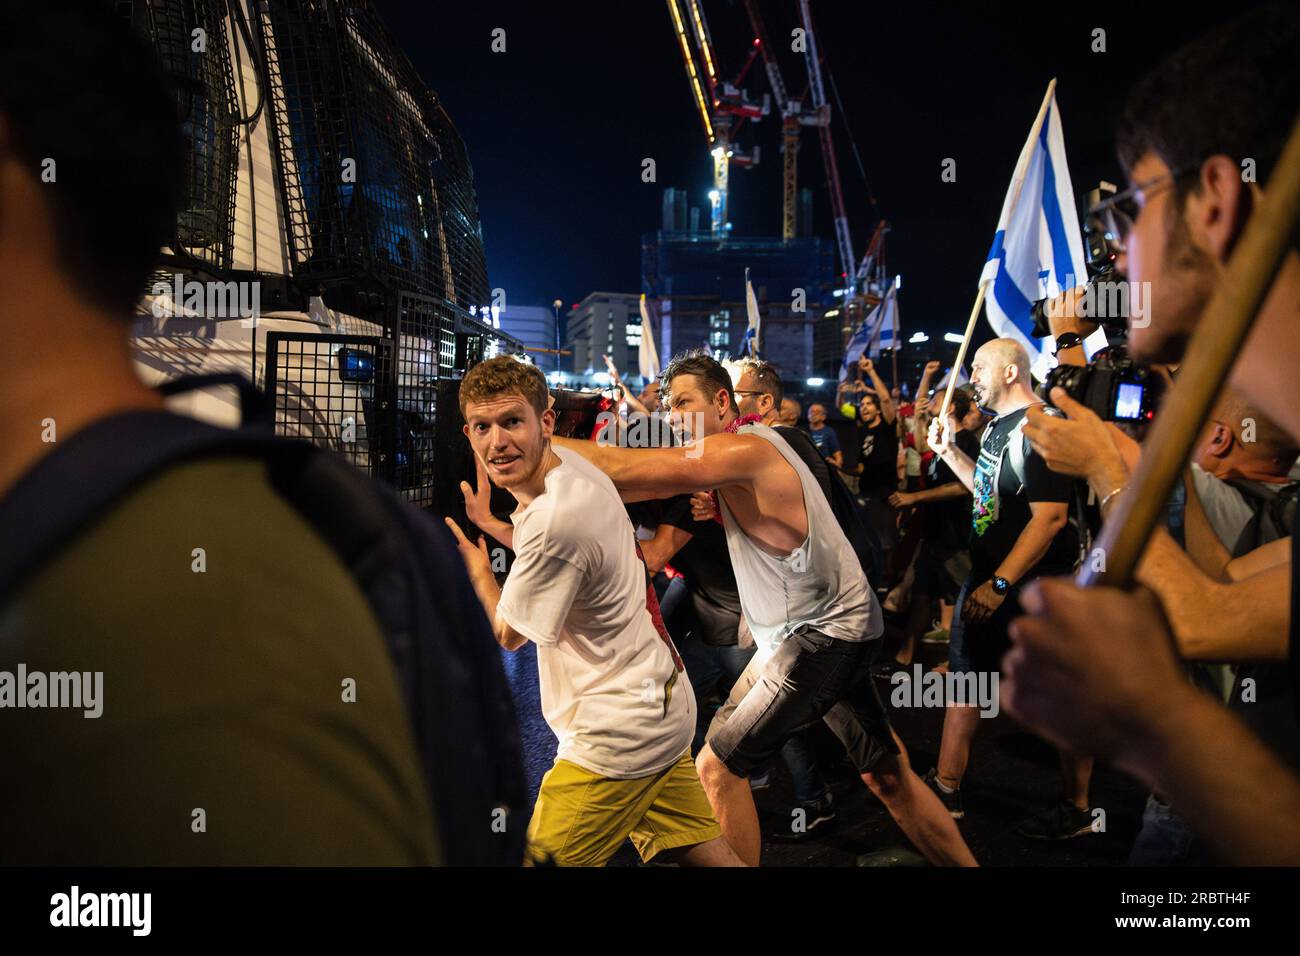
[717,423,882,658]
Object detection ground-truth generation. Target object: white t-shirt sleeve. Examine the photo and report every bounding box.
[496,541,585,647]
[1189,464,1255,552]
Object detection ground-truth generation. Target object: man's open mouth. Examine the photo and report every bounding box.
[487,454,521,467]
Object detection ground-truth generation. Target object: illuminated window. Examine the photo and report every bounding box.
[709,312,729,348]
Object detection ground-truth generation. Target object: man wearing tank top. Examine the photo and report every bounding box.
[555,350,977,867]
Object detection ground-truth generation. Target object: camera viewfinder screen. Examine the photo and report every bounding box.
[1114,383,1144,420]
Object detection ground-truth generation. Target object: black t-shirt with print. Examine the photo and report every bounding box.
[858,418,898,494]
[659,494,744,647]
[969,405,1078,580]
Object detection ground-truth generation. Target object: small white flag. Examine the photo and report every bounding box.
[638,294,661,383]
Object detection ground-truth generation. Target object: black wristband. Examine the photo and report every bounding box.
[1053,332,1083,356]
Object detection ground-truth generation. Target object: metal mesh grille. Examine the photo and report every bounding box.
[124,1,523,512]
[265,332,393,478]
[129,0,240,271]
[255,0,490,311]
[393,291,442,507]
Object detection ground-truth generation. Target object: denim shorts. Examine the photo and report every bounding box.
[948,577,1023,675]
[705,627,899,777]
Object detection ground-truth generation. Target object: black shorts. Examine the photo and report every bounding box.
[948,577,1024,674]
[705,627,899,777]
[911,542,971,604]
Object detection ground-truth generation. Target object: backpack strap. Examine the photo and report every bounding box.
[1223,477,1300,551]
[0,409,295,605]
[0,404,527,864]
[1001,403,1049,496]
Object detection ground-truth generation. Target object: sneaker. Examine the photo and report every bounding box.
[771,792,836,841]
[921,626,950,644]
[871,659,914,682]
[748,770,771,792]
[1015,801,1096,840]
[922,768,964,819]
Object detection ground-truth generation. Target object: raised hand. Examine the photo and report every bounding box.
[927,415,952,456]
[690,490,718,522]
[460,452,494,529]
[444,515,495,593]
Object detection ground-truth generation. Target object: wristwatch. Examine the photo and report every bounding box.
[1053,332,1083,356]
[991,575,1012,595]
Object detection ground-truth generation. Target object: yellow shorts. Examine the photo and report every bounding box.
[526,750,722,866]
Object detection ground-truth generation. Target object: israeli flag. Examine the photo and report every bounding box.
[840,304,878,383]
[867,283,899,358]
[979,80,1097,381]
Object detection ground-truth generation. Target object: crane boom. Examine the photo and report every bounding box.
[743,0,789,113]
[667,0,714,142]
[798,0,855,296]
[666,0,765,236]
[685,0,720,97]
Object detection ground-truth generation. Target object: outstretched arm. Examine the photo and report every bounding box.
[916,360,941,408]
[553,432,765,499]
[444,517,528,652]
[860,358,896,424]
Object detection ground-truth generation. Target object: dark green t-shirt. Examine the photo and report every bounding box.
[0,457,439,865]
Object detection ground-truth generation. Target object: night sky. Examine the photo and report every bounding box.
[373,0,1265,348]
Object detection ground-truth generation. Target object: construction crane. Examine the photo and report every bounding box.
[742,0,829,242]
[796,0,856,300]
[666,0,768,236]
[855,220,890,300]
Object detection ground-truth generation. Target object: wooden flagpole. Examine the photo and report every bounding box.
[1080,112,1300,588]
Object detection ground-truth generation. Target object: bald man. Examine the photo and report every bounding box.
[1191,391,1300,559]
[927,338,1090,839]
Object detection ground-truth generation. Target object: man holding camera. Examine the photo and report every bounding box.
[1003,2,1300,863]
[927,339,1092,836]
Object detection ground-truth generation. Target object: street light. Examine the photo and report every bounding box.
[552,298,563,374]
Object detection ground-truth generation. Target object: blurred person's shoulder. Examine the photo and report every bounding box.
[0,455,440,864]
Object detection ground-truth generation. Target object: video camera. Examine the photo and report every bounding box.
[1029,182,1125,339]
[1043,346,1165,423]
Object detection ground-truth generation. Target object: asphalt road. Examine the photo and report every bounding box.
[508,640,1149,867]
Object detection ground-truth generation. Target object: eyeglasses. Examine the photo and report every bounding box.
[733,389,768,398]
[1088,167,1195,245]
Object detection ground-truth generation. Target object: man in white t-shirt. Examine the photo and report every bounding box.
[444,356,742,866]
